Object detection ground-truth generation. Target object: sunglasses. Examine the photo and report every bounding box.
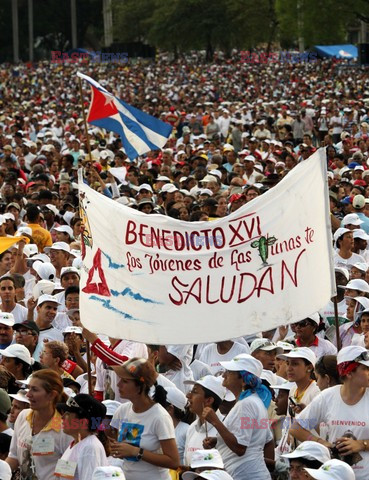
[293,320,311,328]
[354,351,369,363]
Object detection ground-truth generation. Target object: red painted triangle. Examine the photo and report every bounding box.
[82,248,111,297]
[87,86,119,122]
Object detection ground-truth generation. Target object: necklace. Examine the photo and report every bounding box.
[294,379,313,403]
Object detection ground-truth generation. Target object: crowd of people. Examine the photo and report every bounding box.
[0,54,367,479]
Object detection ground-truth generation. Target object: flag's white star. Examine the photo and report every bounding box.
[103,94,115,108]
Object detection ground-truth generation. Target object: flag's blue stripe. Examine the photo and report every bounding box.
[117,111,162,152]
[90,117,139,160]
[118,99,172,137]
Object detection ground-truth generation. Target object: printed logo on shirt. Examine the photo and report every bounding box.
[118,422,144,462]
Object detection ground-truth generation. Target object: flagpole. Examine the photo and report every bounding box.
[333,296,341,351]
[78,75,93,394]
[78,76,94,163]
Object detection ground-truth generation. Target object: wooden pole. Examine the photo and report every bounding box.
[78,74,93,395]
[333,296,341,351]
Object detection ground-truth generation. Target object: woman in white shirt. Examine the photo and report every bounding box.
[6,369,72,480]
[56,393,108,480]
[202,354,274,480]
[110,357,179,480]
[291,346,369,480]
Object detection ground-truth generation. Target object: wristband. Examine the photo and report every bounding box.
[136,447,144,461]
[362,440,368,452]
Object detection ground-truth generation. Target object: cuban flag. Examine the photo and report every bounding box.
[77,72,172,160]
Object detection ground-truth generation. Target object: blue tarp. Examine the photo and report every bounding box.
[314,44,358,59]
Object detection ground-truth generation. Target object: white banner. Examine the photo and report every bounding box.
[79,149,335,344]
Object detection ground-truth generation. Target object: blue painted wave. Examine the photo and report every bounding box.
[111,288,162,304]
[102,252,125,269]
[89,296,154,324]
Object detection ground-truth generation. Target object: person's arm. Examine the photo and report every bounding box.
[202,407,246,456]
[5,457,18,472]
[111,438,179,470]
[107,172,120,198]
[27,297,37,322]
[10,240,28,274]
[289,418,332,447]
[82,328,129,366]
[264,439,275,463]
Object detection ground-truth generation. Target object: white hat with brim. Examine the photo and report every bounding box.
[277,347,317,366]
[164,386,187,411]
[44,242,70,254]
[188,449,224,470]
[337,345,369,367]
[220,353,263,377]
[92,466,126,480]
[282,441,331,463]
[333,227,351,244]
[184,375,226,401]
[304,459,355,480]
[0,312,15,327]
[339,279,369,293]
[269,381,296,391]
[9,390,30,404]
[183,470,234,480]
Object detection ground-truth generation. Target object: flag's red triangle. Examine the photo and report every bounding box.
[87,86,119,122]
[82,248,111,297]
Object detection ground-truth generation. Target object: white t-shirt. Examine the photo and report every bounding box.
[217,394,273,480]
[190,359,212,381]
[38,325,64,343]
[297,385,369,480]
[10,304,28,324]
[319,299,347,328]
[175,421,189,464]
[53,312,72,332]
[111,402,175,480]
[59,434,108,480]
[184,417,218,465]
[333,252,366,271]
[95,340,148,403]
[199,342,250,375]
[288,381,320,411]
[8,409,72,480]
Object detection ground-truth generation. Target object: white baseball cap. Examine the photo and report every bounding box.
[33,261,56,281]
[342,213,364,226]
[44,242,71,253]
[32,279,56,299]
[305,459,355,480]
[220,353,263,377]
[0,312,15,327]
[250,338,283,354]
[37,294,61,307]
[276,341,294,351]
[277,347,317,366]
[63,326,83,336]
[335,266,350,281]
[1,344,34,365]
[15,226,32,237]
[352,262,368,273]
[184,375,226,401]
[102,400,121,417]
[340,279,369,293]
[164,386,187,411]
[160,183,178,194]
[304,312,321,326]
[353,229,369,241]
[60,266,80,278]
[269,380,296,391]
[23,244,39,258]
[138,183,153,192]
[52,225,74,239]
[92,466,126,480]
[45,204,59,216]
[337,345,369,366]
[282,441,331,463]
[9,389,30,404]
[189,449,224,469]
[333,227,351,244]
[183,470,233,480]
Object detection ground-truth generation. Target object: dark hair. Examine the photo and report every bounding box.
[290,458,323,469]
[14,358,33,378]
[202,386,222,411]
[315,355,340,385]
[0,275,15,287]
[302,358,316,380]
[65,286,79,299]
[0,252,12,263]
[26,205,40,223]
[11,273,25,289]
[0,432,11,456]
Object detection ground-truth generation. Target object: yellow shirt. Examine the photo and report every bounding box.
[27,223,52,252]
